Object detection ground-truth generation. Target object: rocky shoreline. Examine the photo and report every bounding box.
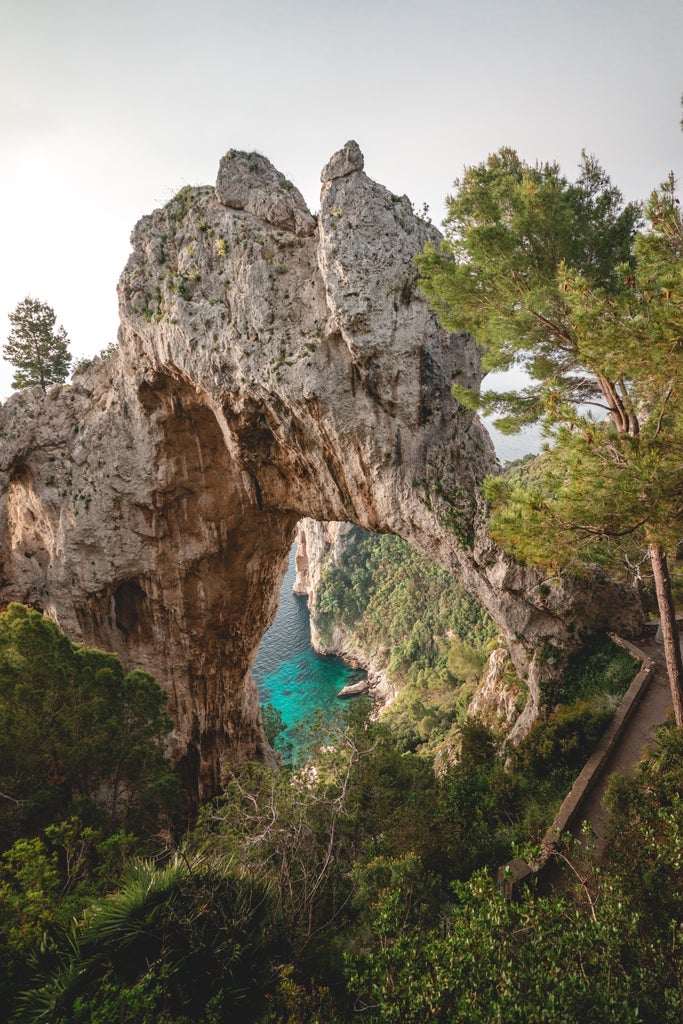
[312,623,397,713]
[292,518,396,714]
[292,517,528,735]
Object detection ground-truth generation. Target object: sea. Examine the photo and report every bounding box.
[254,377,542,754]
[252,556,366,757]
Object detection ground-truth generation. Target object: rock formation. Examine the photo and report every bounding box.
[293,520,355,600]
[0,142,643,797]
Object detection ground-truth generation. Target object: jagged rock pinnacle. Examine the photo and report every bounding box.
[320,140,365,182]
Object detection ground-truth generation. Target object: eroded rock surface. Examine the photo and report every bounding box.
[293,519,354,599]
[0,143,642,795]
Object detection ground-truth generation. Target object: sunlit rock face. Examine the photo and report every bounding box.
[293,520,355,599]
[0,143,642,796]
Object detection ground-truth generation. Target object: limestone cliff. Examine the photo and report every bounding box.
[0,142,643,796]
[293,520,354,599]
[466,647,525,733]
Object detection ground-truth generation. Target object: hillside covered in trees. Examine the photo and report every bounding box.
[312,528,639,761]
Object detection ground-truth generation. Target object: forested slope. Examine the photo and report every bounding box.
[3,590,680,1022]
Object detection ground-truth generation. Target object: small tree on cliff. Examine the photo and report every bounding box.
[417,152,683,723]
[4,297,71,391]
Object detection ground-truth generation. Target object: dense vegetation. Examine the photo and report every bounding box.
[0,604,186,1020]
[314,529,637,759]
[1,579,675,1023]
[0,605,183,850]
[315,529,501,752]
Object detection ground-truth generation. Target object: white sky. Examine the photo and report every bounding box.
[1,0,681,399]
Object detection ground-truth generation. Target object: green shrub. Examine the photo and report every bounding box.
[556,633,639,704]
[516,700,612,787]
[0,604,184,849]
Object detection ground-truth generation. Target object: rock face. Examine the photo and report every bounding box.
[292,520,354,599]
[467,647,524,734]
[0,143,643,796]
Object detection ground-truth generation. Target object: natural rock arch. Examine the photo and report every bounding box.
[0,143,641,796]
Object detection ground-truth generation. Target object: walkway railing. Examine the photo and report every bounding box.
[498,633,657,898]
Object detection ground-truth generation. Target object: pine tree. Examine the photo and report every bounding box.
[417,155,683,722]
[4,297,71,392]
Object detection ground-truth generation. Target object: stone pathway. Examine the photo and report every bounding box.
[500,631,680,896]
[570,634,676,854]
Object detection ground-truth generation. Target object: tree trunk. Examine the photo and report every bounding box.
[650,542,683,727]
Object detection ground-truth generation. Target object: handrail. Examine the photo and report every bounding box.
[497,633,658,898]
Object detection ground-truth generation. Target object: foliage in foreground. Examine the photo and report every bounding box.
[15,856,275,1024]
[344,861,681,1024]
[0,605,662,1023]
[0,604,185,1018]
[0,603,183,849]
[12,710,682,1024]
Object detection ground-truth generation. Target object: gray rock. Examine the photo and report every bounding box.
[320,139,364,182]
[337,679,370,699]
[0,144,643,796]
[216,149,316,236]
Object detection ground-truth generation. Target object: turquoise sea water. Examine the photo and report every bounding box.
[252,554,366,755]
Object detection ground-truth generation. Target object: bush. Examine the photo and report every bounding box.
[516,700,612,787]
[554,633,639,705]
[0,604,184,848]
[17,856,275,1023]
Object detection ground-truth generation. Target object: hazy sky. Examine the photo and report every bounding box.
[1,0,681,398]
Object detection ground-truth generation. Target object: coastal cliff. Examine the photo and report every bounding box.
[292,518,523,734]
[0,142,643,795]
